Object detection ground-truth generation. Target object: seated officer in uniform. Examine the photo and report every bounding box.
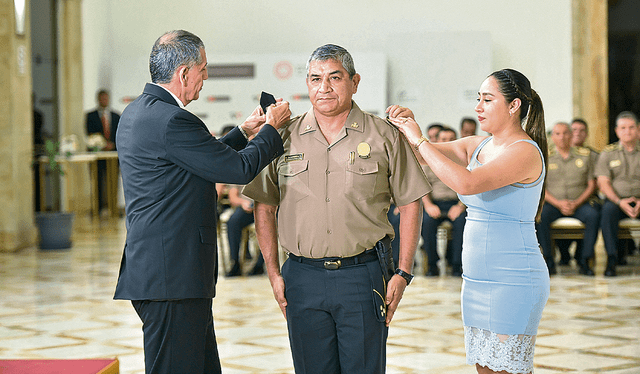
[555,118,601,264]
[243,44,431,374]
[421,126,466,277]
[595,111,640,276]
[224,184,264,277]
[535,122,600,275]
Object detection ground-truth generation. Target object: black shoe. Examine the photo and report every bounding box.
[225,263,241,277]
[451,266,462,277]
[618,257,628,266]
[548,267,557,275]
[425,267,440,277]
[248,265,264,276]
[604,267,617,277]
[579,266,594,276]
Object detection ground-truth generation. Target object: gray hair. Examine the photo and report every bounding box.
[149,30,205,84]
[306,44,356,78]
[616,111,638,126]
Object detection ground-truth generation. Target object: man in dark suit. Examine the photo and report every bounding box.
[86,89,121,212]
[86,89,120,151]
[113,30,291,374]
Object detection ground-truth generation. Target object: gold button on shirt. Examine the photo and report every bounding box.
[546,147,596,200]
[243,102,431,258]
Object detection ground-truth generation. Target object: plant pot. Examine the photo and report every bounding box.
[35,212,75,250]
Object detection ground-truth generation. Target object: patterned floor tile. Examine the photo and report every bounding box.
[0,216,638,373]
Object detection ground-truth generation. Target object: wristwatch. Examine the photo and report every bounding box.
[395,268,414,285]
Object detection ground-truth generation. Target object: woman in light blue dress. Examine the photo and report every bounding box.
[389,69,550,374]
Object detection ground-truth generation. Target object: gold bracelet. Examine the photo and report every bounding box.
[414,136,428,150]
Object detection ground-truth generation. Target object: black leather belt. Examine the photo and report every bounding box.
[288,248,378,270]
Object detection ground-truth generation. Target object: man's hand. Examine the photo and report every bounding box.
[620,197,640,218]
[385,274,408,326]
[269,274,287,319]
[554,200,576,216]
[240,105,267,138]
[425,204,441,219]
[266,100,291,130]
[386,105,415,120]
[447,203,465,221]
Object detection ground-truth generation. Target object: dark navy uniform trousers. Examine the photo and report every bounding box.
[536,202,601,270]
[282,257,388,374]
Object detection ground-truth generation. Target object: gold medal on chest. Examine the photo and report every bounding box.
[357,142,371,159]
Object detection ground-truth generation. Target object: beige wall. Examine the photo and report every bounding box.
[82,0,575,132]
[0,0,609,251]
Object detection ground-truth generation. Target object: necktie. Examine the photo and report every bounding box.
[101,112,110,140]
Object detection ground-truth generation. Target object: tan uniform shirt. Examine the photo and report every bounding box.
[594,141,640,198]
[422,165,458,201]
[546,146,595,200]
[243,102,431,258]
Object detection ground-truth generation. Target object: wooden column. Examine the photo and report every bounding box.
[572,0,609,151]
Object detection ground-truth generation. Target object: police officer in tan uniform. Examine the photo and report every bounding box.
[595,111,640,276]
[554,118,601,261]
[243,44,431,374]
[535,122,600,275]
[421,127,466,277]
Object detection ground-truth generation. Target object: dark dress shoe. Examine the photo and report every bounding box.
[248,265,264,276]
[604,267,617,277]
[548,267,557,275]
[579,266,594,276]
[451,267,463,277]
[225,263,241,277]
[425,267,440,277]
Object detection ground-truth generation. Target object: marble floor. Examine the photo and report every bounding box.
[1,216,639,374]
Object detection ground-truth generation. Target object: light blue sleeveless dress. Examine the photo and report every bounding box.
[459,137,550,373]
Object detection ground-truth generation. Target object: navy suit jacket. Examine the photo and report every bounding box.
[114,83,283,300]
[86,109,120,147]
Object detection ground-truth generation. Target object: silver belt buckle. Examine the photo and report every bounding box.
[323,259,341,270]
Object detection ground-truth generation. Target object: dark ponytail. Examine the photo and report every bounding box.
[490,69,547,219]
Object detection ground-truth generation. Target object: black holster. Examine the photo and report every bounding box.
[374,236,394,284]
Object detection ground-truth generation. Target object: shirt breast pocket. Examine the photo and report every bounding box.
[278,160,311,202]
[346,160,379,201]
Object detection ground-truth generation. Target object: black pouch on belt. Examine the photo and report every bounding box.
[374,236,394,284]
[365,260,387,323]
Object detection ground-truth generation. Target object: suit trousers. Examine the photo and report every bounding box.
[132,298,221,374]
[282,257,388,374]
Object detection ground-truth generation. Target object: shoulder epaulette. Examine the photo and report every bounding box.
[572,146,591,157]
[602,143,620,152]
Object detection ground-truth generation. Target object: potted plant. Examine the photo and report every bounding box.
[34,138,75,250]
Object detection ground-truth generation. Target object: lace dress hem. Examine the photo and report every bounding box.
[464,326,536,374]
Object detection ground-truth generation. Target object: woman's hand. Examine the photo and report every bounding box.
[388,116,424,147]
[386,105,415,120]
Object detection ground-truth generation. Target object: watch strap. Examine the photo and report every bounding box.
[395,268,414,285]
